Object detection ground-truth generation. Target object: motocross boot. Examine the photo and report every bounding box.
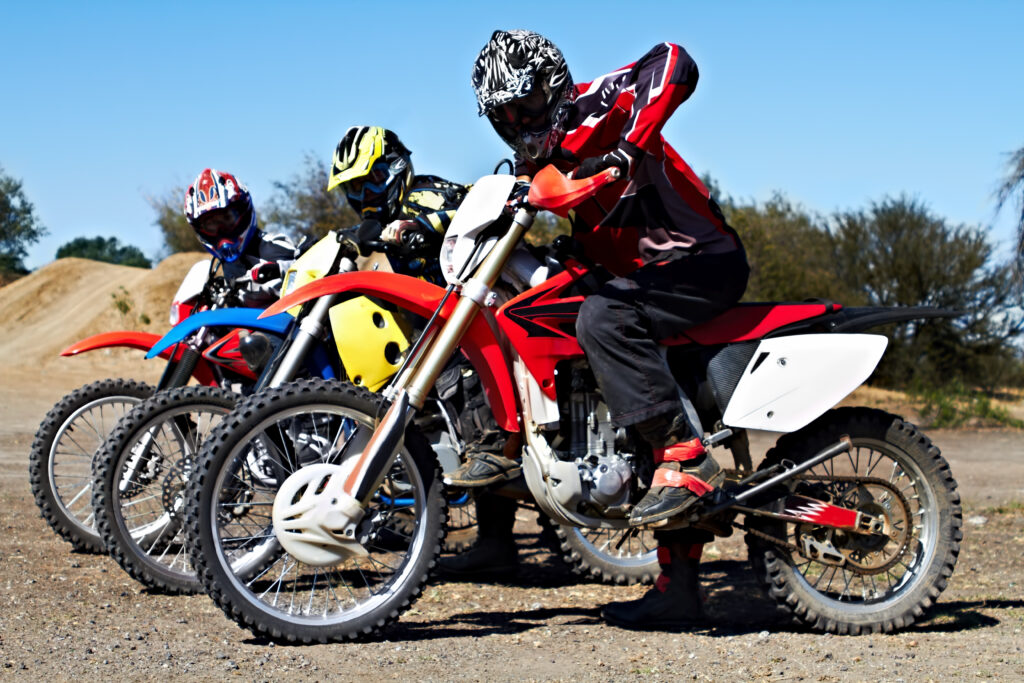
[441,362,520,487]
[443,451,521,487]
[437,535,519,577]
[439,495,519,577]
[629,414,724,527]
[602,540,705,629]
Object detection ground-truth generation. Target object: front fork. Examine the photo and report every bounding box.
[120,331,208,494]
[340,208,534,509]
[262,293,339,390]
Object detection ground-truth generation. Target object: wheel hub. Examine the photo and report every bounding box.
[796,478,913,575]
[271,463,367,566]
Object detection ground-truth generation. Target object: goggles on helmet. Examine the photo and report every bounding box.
[491,87,551,134]
[193,203,251,241]
[345,161,392,204]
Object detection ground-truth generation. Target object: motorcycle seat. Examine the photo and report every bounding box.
[661,302,841,346]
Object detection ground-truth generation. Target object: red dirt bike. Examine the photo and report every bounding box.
[28,260,282,552]
[185,166,962,642]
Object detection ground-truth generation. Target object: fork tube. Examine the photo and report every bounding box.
[345,209,535,505]
[265,294,338,388]
[404,208,533,409]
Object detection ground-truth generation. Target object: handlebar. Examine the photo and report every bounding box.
[340,222,434,260]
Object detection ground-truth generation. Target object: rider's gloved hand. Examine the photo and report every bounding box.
[354,219,384,256]
[506,179,530,209]
[249,261,282,284]
[382,220,436,254]
[575,145,635,180]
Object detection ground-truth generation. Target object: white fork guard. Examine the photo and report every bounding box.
[721,333,888,432]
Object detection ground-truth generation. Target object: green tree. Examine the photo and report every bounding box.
[725,194,858,304]
[55,236,151,268]
[0,165,47,275]
[147,186,196,256]
[262,153,359,244]
[830,195,1024,388]
[995,145,1024,267]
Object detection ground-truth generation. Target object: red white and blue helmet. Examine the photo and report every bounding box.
[183,168,257,262]
[471,30,574,161]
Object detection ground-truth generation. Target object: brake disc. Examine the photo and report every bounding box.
[160,458,191,521]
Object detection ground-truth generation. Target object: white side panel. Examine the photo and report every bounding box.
[722,334,888,432]
[512,352,560,429]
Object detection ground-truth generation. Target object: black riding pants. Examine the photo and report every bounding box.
[575,249,749,429]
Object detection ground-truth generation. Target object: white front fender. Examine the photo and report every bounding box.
[722,334,888,432]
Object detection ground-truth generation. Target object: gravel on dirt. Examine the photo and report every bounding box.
[1,256,1022,680]
[2,365,1022,681]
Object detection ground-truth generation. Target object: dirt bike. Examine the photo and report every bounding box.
[28,259,294,553]
[184,166,961,641]
[88,231,402,592]
[93,226,660,594]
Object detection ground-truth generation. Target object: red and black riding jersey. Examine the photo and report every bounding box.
[515,42,743,277]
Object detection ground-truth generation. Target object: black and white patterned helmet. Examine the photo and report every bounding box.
[472,29,574,161]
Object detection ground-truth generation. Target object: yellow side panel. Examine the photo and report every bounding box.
[330,297,411,392]
[281,234,342,316]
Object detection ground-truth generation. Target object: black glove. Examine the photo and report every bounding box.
[506,179,530,209]
[382,219,441,255]
[248,261,281,284]
[575,147,634,180]
[354,219,384,256]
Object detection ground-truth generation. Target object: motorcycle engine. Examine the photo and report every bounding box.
[552,365,643,515]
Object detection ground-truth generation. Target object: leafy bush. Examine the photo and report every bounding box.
[911,379,1024,428]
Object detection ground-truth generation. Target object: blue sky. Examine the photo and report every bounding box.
[3,1,1022,269]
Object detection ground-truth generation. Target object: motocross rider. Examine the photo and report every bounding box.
[184,168,300,307]
[328,126,521,576]
[470,30,750,627]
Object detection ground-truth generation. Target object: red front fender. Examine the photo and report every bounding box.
[60,330,218,386]
[263,273,520,431]
[61,331,164,356]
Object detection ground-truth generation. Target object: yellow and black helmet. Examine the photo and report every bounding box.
[328,126,414,223]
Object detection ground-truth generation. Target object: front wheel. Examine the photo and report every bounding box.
[91,386,237,593]
[744,407,962,634]
[185,378,445,643]
[29,379,154,553]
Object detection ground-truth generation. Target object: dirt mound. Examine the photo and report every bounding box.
[0,253,208,377]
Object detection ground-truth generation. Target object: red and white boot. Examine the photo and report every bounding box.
[629,438,725,527]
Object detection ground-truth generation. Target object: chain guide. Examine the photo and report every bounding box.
[741,474,914,575]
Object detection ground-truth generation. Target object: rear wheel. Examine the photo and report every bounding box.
[29,379,153,553]
[186,378,445,643]
[744,407,962,634]
[554,525,658,585]
[441,490,479,553]
[92,386,237,593]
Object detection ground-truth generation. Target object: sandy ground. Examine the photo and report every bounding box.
[0,260,1022,680]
